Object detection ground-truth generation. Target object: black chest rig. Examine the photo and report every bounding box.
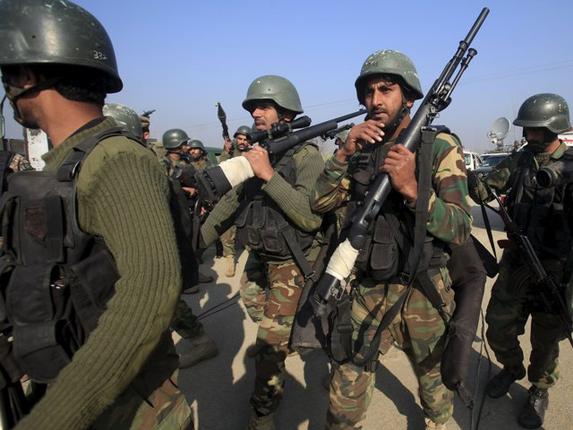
[0,128,137,384]
[235,144,316,261]
[507,149,573,260]
[349,141,447,282]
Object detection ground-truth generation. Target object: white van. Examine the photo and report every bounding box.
[463,151,482,171]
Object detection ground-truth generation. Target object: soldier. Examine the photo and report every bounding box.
[221,125,253,162]
[0,0,192,428]
[102,103,218,370]
[102,102,143,141]
[200,75,325,429]
[187,139,213,170]
[220,125,252,276]
[469,93,573,429]
[311,50,471,430]
[162,128,191,174]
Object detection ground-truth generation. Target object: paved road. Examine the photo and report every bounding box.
[178,205,573,429]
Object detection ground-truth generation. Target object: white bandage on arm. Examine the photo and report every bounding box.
[218,156,255,188]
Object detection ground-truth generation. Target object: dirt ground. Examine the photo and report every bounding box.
[178,206,573,429]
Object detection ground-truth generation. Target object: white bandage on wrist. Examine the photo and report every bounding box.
[219,156,255,188]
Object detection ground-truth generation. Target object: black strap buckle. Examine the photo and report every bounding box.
[398,271,412,285]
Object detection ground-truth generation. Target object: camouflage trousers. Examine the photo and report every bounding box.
[239,252,305,416]
[327,268,455,429]
[171,299,204,339]
[221,225,236,258]
[92,370,193,430]
[486,250,564,389]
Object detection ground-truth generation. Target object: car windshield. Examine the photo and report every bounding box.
[464,153,473,166]
[481,154,507,167]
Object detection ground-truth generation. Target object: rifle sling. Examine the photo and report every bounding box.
[349,127,435,369]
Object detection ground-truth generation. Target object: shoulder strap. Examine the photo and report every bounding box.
[56,126,131,182]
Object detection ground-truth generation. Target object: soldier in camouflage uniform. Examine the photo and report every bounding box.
[200,75,324,429]
[162,129,191,175]
[187,139,213,170]
[220,125,252,276]
[311,50,472,430]
[469,93,573,429]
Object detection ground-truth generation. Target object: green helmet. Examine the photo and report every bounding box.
[355,50,423,104]
[187,139,206,152]
[242,75,303,114]
[513,93,571,134]
[162,129,189,150]
[234,125,251,138]
[0,0,122,93]
[103,103,143,139]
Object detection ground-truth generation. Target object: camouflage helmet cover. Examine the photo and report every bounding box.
[242,75,303,114]
[513,93,571,134]
[162,128,189,150]
[0,0,122,93]
[355,50,423,104]
[103,103,143,139]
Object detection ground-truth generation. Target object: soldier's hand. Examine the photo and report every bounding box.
[381,144,417,203]
[243,145,274,182]
[182,186,198,197]
[336,120,385,162]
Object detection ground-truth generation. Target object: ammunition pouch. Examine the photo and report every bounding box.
[236,143,317,261]
[0,128,128,383]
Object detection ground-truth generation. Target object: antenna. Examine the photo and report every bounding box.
[487,117,510,150]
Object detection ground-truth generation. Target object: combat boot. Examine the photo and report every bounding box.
[247,412,275,430]
[485,367,525,398]
[225,256,236,277]
[424,418,447,430]
[518,386,548,429]
[178,332,219,369]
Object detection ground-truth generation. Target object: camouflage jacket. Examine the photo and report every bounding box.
[470,142,573,259]
[189,156,214,171]
[469,142,567,202]
[219,143,242,162]
[312,132,472,246]
[161,156,188,177]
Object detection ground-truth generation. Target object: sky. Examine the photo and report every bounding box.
[3,0,573,153]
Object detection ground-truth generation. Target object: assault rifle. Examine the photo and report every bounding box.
[141,109,156,118]
[192,108,367,203]
[485,187,573,348]
[311,7,489,313]
[259,109,366,156]
[322,123,355,141]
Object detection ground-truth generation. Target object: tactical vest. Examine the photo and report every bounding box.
[0,127,196,384]
[349,141,448,282]
[506,148,573,260]
[235,144,316,261]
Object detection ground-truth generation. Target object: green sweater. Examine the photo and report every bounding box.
[17,118,182,430]
[201,143,325,250]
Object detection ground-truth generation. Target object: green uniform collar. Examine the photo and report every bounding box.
[42,117,117,172]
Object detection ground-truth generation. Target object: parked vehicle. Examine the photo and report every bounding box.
[464,150,483,171]
[474,152,510,177]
